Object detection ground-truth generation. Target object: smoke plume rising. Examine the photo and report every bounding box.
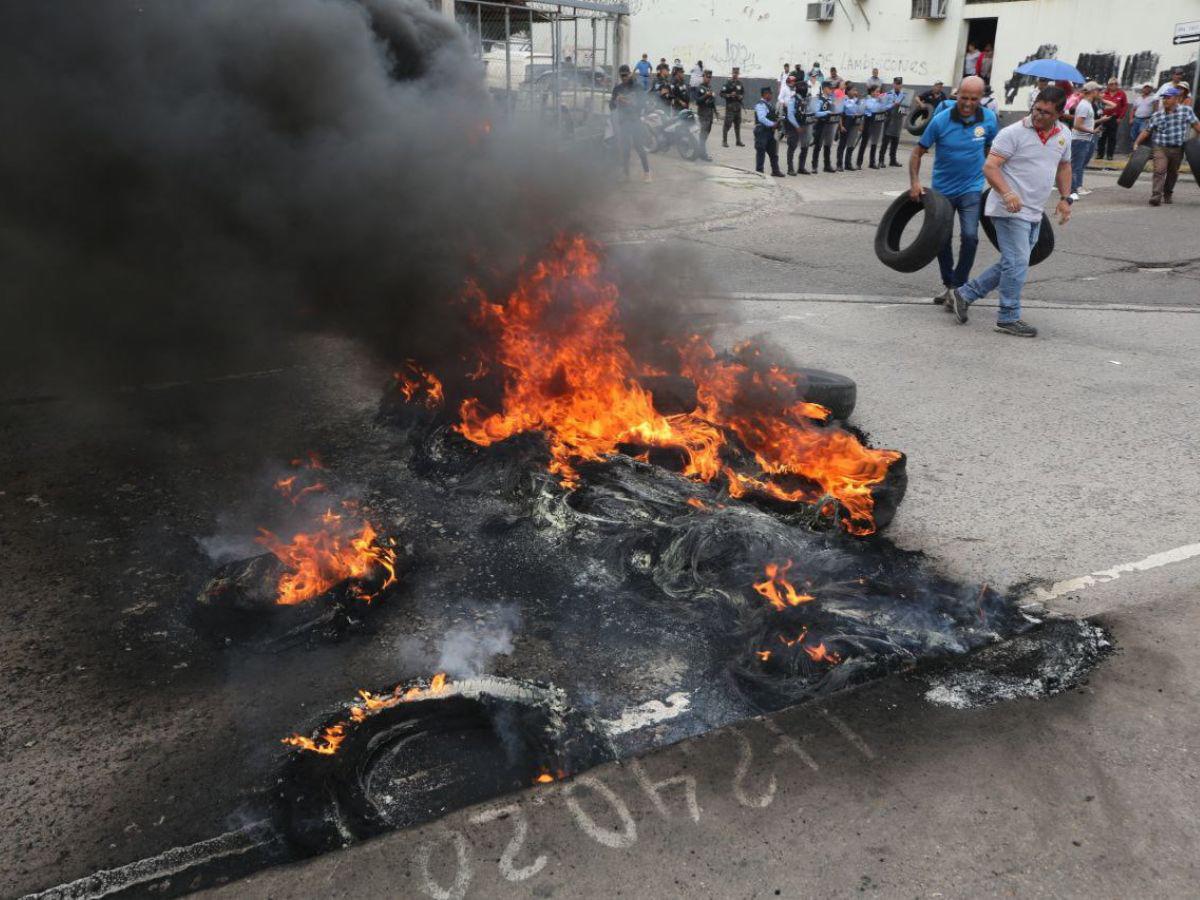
[0,0,610,393]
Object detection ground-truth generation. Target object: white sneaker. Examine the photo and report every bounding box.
[1069,191,1080,202]
[642,172,653,183]
[1078,188,1092,196]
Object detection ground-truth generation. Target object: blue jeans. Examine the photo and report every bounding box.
[936,191,982,289]
[958,215,1040,324]
[1130,117,1147,146]
[1070,139,1091,192]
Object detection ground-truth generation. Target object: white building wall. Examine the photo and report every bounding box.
[627,0,1200,111]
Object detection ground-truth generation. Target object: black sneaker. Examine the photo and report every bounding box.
[995,320,1037,338]
[948,288,969,324]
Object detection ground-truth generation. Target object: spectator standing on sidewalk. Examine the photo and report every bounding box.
[909,76,998,305]
[947,86,1073,339]
[778,63,793,98]
[634,53,652,91]
[1134,87,1200,206]
[609,65,651,182]
[1156,69,1187,100]
[778,74,797,120]
[1097,78,1127,159]
[866,68,883,93]
[880,77,907,167]
[1128,83,1156,145]
[689,61,704,90]
[980,45,993,85]
[1068,81,1103,199]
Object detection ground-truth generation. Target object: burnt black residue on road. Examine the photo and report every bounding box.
[2,361,1110,899]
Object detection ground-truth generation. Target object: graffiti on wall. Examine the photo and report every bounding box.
[1120,51,1160,87]
[712,37,760,72]
[1076,52,1120,83]
[1004,44,1058,104]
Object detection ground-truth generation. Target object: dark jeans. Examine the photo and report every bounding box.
[754,126,781,173]
[936,191,982,289]
[616,119,649,174]
[1096,117,1119,159]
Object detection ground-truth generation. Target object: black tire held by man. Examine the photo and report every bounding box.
[905,106,931,136]
[1118,144,1153,188]
[1185,137,1200,189]
[873,189,954,273]
[978,188,1055,266]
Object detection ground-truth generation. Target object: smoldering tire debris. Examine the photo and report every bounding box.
[279,676,612,855]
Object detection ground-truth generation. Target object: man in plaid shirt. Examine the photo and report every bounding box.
[1133,87,1200,206]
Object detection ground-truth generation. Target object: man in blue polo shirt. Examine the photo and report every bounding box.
[908,76,998,304]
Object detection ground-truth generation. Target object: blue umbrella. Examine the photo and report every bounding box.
[1014,59,1085,83]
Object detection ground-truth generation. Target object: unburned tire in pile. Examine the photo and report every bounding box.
[905,106,931,136]
[1118,145,1152,188]
[979,189,1055,266]
[874,189,953,273]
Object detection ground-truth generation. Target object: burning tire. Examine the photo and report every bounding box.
[1185,138,1200,188]
[905,106,931,136]
[874,189,953,273]
[279,676,610,855]
[1118,145,1152,188]
[794,369,856,422]
[979,189,1055,267]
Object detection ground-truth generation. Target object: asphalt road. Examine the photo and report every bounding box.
[5,137,1199,899]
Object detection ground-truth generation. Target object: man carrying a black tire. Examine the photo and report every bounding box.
[909,76,998,305]
[1133,87,1200,206]
[947,87,1073,338]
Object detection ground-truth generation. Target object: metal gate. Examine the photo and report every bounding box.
[446,0,629,135]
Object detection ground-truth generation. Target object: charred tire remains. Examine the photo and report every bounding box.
[280,677,610,856]
[979,189,1055,267]
[905,107,931,136]
[874,189,953,273]
[794,368,856,421]
[1118,145,1152,188]
[1186,138,1200,188]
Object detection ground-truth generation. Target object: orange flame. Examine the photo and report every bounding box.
[395,361,444,409]
[255,518,397,606]
[285,674,450,755]
[431,235,898,533]
[752,561,815,611]
[803,642,842,665]
[282,724,345,755]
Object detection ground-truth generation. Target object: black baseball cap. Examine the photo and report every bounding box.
[893,77,903,84]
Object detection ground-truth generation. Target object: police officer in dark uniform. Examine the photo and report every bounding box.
[753,86,785,176]
[880,77,908,167]
[809,81,836,173]
[694,69,717,160]
[669,66,690,111]
[784,79,811,174]
[651,66,673,110]
[721,67,746,147]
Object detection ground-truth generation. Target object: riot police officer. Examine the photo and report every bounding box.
[837,84,863,171]
[651,66,673,110]
[694,69,717,160]
[785,80,811,174]
[880,77,908,167]
[809,81,836,173]
[753,86,785,176]
[857,84,887,169]
[721,67,746,147]
[669,66,690,111]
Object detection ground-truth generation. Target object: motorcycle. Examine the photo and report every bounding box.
[644,107,700,160]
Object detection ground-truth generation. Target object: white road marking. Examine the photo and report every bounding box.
[1034,542,1200,603]
[416,830,472,900]
[468,804,547,882]
[630,758,702,823]
[818,709,876,760]
[730,728,777,809]
[563,775,638,849]
[21,821,273,900]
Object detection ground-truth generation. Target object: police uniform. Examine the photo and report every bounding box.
[753,96,784,176]
[857,94,887,168]
[670,76,690,111]
[652,75,673,111]
[784,84,811,174]
[809,90,836,173]
[721,75,746,146]
[880,85,907,166]
[694,73,717,160]
[837,94,863,170]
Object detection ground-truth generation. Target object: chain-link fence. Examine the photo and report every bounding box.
[450,0,628,138]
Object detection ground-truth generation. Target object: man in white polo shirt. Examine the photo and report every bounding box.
[948,86,1073,338]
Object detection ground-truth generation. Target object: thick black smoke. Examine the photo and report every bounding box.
[0,0,611,392]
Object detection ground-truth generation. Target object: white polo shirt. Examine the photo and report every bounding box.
[985,117,1072,223]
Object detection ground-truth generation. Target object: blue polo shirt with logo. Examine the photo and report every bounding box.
[918,105,999,197]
